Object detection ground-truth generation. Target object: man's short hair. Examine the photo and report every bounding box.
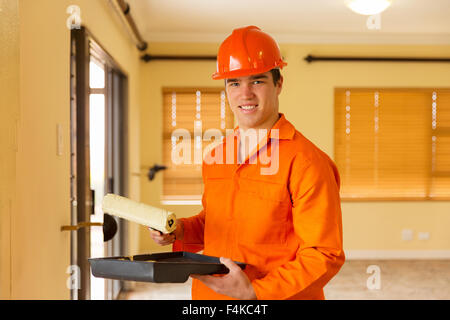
[270,68,281,86]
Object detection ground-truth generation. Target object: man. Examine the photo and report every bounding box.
[150,26,345,300]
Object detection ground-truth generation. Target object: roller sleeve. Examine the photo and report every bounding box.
[102,194,176,234]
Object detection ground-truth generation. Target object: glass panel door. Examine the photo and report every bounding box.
[89,58,106,300]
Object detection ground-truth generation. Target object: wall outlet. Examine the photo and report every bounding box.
[402,229,413,241]
[418,232,430,240]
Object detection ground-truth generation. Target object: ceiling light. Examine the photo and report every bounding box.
[346,0,392,15]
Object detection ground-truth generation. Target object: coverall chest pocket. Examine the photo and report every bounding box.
[236,178,291,245]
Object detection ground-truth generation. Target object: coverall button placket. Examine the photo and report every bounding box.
[229,163,241,221]
[229,162,244,259]
[223,163,238,258]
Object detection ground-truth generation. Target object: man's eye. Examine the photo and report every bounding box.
[253,80,263,84]
[228,82,239,87]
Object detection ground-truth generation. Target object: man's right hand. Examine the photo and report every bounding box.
[148,219,184,246]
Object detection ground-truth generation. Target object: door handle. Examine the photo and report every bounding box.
[61,213,118,241]
[61,221,103,231]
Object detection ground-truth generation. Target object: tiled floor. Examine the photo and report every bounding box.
[119,278,192,300]
[118,260,450,300]
[324,260,450,300]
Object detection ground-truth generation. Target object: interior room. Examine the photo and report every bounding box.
[1,0,449,300]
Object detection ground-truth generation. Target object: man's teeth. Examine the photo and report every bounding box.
[240,105,257,110]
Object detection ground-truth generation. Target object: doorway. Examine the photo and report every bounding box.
[70,27,128,300]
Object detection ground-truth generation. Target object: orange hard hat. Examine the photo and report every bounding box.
[212,26,287,80]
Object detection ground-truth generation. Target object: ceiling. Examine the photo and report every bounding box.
[126,0,450,44]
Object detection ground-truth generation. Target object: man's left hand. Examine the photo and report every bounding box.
[190,257,257,300]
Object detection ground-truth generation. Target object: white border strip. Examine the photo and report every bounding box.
[345,250,450,260]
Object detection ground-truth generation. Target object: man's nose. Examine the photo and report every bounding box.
[240,83,255,99]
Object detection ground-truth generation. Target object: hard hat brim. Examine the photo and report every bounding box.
[212,62,287,80]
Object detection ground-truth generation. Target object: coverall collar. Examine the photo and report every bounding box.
[230,113,296,165]
[232,113,296,141]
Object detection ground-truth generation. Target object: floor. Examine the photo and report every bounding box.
[118,260,450,300]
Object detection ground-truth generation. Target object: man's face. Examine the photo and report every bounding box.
[225,71,283,131]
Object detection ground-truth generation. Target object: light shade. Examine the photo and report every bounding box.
[346,0,392,15]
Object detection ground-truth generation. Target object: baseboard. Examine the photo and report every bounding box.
[345,250,450,260]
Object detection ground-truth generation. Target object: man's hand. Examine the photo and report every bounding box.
[149,219,184,246]
[191,257,257,300]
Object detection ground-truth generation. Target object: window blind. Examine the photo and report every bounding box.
[162,88,234,201]
[335,88,450,200]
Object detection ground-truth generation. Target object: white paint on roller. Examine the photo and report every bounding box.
[102,194,177,234]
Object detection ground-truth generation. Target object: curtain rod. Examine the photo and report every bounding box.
[141,54,216,62]
[109,0,147,51]
[141,53,450,63]
[141,54,450,63]
[304,55,450,63]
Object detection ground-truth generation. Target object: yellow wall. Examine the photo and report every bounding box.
[0,0,20,299]
[139,42,450,255]
[0,0,142,299]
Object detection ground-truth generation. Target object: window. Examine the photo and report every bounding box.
[162,88,234,203]
[335,88,450,200]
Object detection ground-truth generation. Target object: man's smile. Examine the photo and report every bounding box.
[239,104,258,113]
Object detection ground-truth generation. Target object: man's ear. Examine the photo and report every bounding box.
[276,75,283,94]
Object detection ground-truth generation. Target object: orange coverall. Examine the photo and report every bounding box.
[173,113,345,300]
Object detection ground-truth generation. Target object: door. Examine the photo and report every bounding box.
[70,27,128,300]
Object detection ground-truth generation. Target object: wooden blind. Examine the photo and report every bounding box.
[335,88,450,200]
[162,88,234,201]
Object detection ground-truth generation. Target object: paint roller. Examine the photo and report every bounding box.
[102,194,176,234]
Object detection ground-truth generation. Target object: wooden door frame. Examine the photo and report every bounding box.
[71,27,91,300]
[105,68,129,299]
[70,26,128,300]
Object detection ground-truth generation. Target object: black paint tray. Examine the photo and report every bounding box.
[88,251,246,283]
